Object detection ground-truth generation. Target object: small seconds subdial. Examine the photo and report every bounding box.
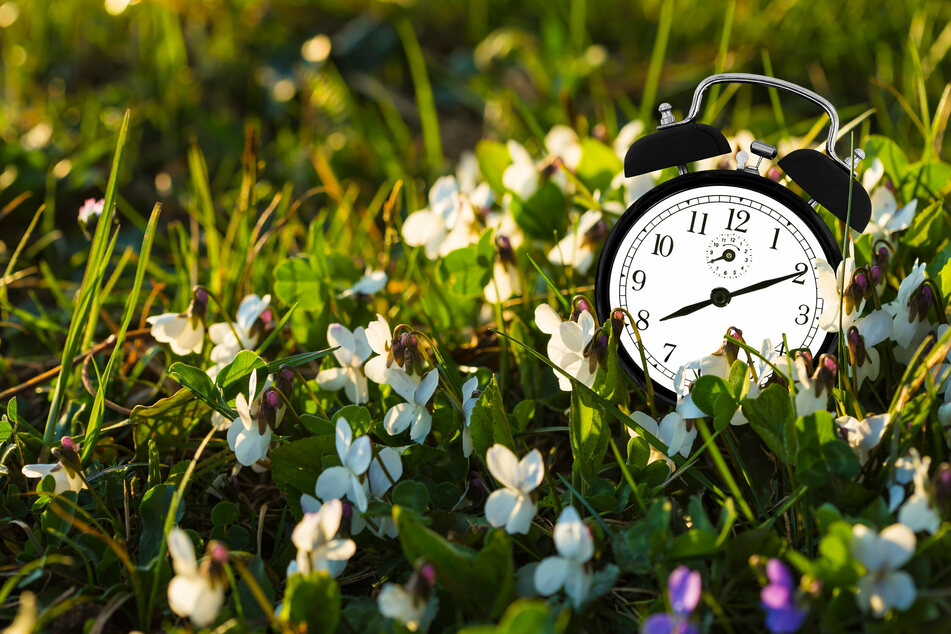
[706,232,752,279]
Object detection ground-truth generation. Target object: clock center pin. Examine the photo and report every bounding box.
[710,286,731,308]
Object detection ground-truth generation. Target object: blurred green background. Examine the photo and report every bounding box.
[0,0,947,240]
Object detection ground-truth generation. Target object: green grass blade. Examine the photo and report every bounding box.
[638,0,673,125]
[397,18,442,174]
[81,204,162,464]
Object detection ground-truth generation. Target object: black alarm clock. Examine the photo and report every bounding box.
[595,73,872,405]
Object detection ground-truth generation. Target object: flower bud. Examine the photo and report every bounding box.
[53,436,83,475]
[420,564,436,587]
[256,388,278,433]
[496,235,516,266]
[583,219,608,246]
[934,462,951,511]
[870,265,882,286]
[845,269,868,313]
[250,308,275,340]
[586,331,609,373]
[872,245,890,270]
[187,287,209,322]
[275,364,294,396]
[611,309,624,340]
[767,167,782,182]
[341,502,354,520]
[571,299,592,323]
[209,541,229,565]
[846,326,868,366]
[201,540,229,585]
[813,354,837,395]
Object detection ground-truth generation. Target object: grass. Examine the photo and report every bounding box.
[1,0,950,632]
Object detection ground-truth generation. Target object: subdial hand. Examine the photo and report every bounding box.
[659,269,804,322]
[707,248,736,264]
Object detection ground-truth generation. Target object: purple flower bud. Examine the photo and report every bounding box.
[599,333,609,348]
[61,436,78,453]
[934,463,951,510]
[853,272,868,293]
[870,265,882,285]
[266,389,280,408]
[209,541,229,565]
[847,327,860,349]
[576,299,590,314]
[341,502,353,519]
[420,564,436,586]
[470,474,486,493]
[195,288,209,304]
[768,167,782,181]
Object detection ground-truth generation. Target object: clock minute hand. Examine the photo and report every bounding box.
[729,269,803,299]
[658,269,803,322]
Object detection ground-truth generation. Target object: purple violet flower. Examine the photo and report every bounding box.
[642,566,701,634]
[761,559,807,633]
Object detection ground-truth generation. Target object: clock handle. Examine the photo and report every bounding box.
[664,73,849,171]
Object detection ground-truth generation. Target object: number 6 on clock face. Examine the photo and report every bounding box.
[595,170,840,405]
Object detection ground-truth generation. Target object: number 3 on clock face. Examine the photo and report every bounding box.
[595,170,840,405]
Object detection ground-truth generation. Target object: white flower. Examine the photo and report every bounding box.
[629,410,696,460]
[378,583,428,631]
[346,445,404,538]
[78,197,104,225]
[315,418,372,511]
[883,262,929,351]
[613,120,644,160]
[502,140,539,200]
[547,210,604,274]
[862,157,885,190]
[383,368,439,444]
[317,323,372,404]
[339,269,387,298]
[288,499,356,579]
[534,505,594,605]
[889,449,924,511]
[836,413,889,465]
[460,376,480,457]
[815,257,862,332]
[21,461,85,494]
[401,176,488,260]
[364,314,397,384]
[848,311,892,387]
[167,528,226,628]
[896,450,940,534]
[792,355,834,417]
[483,256,522,304]
[546,125,583,171]
[850,523,917,617]
[149,290,209,356]
[610,169,654,206]
[534,303,597,391]
[484,444,544,534]
[865,185,917,241]
[207,294,271,378]
[226,371,273,466]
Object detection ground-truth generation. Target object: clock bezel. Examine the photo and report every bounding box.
[594,169,842,405]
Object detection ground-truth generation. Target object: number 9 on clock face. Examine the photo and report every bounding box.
[595,171,840,405]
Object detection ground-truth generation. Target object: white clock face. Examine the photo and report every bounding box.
[605,182,834,399]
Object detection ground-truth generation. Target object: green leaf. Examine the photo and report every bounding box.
[168,362,229,416]
[469,375,517,460]
[863,135,908,183]
[899,160,951,203]
[727,360,750,401]
[927,240,951,301]
[438,234,494,297]
[300,414,335,436]
[903,199,947,255]
[458,599,562,634]
[814,520,861,587]
[394,506,515,618]
[823,438,860,480]
[741,383,795,463]
[282,571,340,634]
[691,374,738,431]
[215,349,267,399]
[576,138,623,193]
[212,501,239,527]
[569,386,609,489]
[511,400,535,432]
[476,140,512,194]
[671,528,717,558]
[271,437,336,498]
[139,485,184,562]
[332,405,372,435]
[132,388,206,454]
[274,258,323,310]
[795,411,840,487]
[510,181,567,240]
[391,480,429,513]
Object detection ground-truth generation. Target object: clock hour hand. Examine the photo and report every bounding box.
[659,269,804,322]
[707,247,736,264]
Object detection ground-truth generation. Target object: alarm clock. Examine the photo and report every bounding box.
[595,73,872,405]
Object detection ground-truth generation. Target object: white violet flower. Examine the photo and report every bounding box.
[484,444,544,534]
[629,410,697,461]
[167,528,227,628]
[534,505,594,605]
[534,303,597,391]
[460,376,480,457]
[288,498,356,579]
[148,288,208,356]
[850,523,917,617]
[339,269,388,298]
[207,293,271,378]
[226,371,275,467]
[317,323,372,404]
[547,210,605,274]
[315,418,372,512]
[383,368,439,444]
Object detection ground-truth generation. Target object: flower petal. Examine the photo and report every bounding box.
[368,447,403,497]
[505,494,536,534]
[386,368,421,403]
[409,409,433,444]
[167,527,197,575]
[317,367,348,391]
[516,449,545,492]
[534,556,569,596]
[553,505,593,562]
[384,403,416,436]
[335,418,353,462]
[484,488,517,528]
[365,315,391,355]
[415,369,439,405]
[328,323,355,366]
[315,466,351,501]
[534,304,563,335]
[346,435,372,475]
[486,444,520,489]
